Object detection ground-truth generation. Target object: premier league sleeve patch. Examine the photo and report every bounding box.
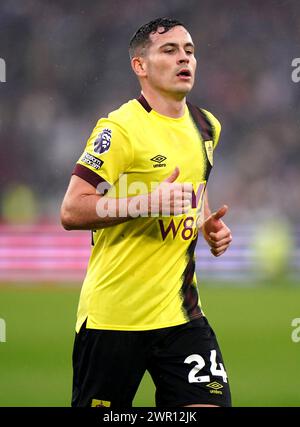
[94,128,112,154]
[80,152,104,170]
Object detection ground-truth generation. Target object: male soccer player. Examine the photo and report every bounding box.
[61,18,232,407]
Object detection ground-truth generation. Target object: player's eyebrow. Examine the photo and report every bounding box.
[159,42,195,50]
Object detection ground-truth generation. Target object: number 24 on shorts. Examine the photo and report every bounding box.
[184,350,228,383]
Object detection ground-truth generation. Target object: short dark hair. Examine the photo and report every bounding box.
[129,17,185,58]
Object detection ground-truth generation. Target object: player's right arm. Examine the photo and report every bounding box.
[61,175,130,230]
[60,116,192,230]
[61,167,193,230]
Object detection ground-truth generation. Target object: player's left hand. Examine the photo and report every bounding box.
[202,205,232,257]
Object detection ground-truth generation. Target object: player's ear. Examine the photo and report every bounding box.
[131,57,147,77]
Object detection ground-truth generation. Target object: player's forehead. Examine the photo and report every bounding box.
[149,25,193,49]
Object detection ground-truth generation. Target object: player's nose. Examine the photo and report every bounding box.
[177,52,189,64]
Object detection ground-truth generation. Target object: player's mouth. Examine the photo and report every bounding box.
[176,69,192,80]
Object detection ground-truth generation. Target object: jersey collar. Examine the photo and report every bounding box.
[136,94,152,113]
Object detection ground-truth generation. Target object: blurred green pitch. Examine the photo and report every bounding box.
[0,282,299,407]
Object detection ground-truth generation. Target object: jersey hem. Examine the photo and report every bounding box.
[81,317,205,332]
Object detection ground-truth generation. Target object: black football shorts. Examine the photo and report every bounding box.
[71,316,232,407]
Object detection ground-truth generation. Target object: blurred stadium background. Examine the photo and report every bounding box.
[0,0,299,407]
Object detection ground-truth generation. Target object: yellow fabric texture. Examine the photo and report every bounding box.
[74,99,221,331]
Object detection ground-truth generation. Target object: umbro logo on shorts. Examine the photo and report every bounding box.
[206,381,223,395]
[151,155,167,168]
[206,381,223,390]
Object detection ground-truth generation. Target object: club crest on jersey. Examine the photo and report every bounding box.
[205,140,213,166]
[94,128,112,154]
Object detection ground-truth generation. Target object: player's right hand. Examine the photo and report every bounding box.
[148,167,193,216]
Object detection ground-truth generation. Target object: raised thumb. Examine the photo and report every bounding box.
[212,204,228,220]
[164,167,180,183]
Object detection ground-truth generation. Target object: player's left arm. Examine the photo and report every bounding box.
[201,190,232,257]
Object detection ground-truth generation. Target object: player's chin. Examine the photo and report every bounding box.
[172,83,194,97]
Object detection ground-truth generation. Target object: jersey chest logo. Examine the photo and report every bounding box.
[205,140,213,166]
[150,155,167,168]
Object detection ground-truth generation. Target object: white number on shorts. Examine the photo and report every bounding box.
[184,354,210,383]
[184,350,228,383]
[210,349,228,382]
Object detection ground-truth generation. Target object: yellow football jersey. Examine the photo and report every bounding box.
[73,95,221,332]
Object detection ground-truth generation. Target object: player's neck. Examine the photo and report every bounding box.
[141,89,186,119]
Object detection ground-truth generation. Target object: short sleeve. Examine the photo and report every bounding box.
[73,118,133,187]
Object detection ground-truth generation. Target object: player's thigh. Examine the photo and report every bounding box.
[148,317,232,407]
[72,322,147,407]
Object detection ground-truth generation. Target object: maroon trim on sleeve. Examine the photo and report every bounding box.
[137,94,152,112]
[72,164,108,188]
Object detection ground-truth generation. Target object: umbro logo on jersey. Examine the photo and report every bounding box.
[151,155,167,163]
[151,155,167,168]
